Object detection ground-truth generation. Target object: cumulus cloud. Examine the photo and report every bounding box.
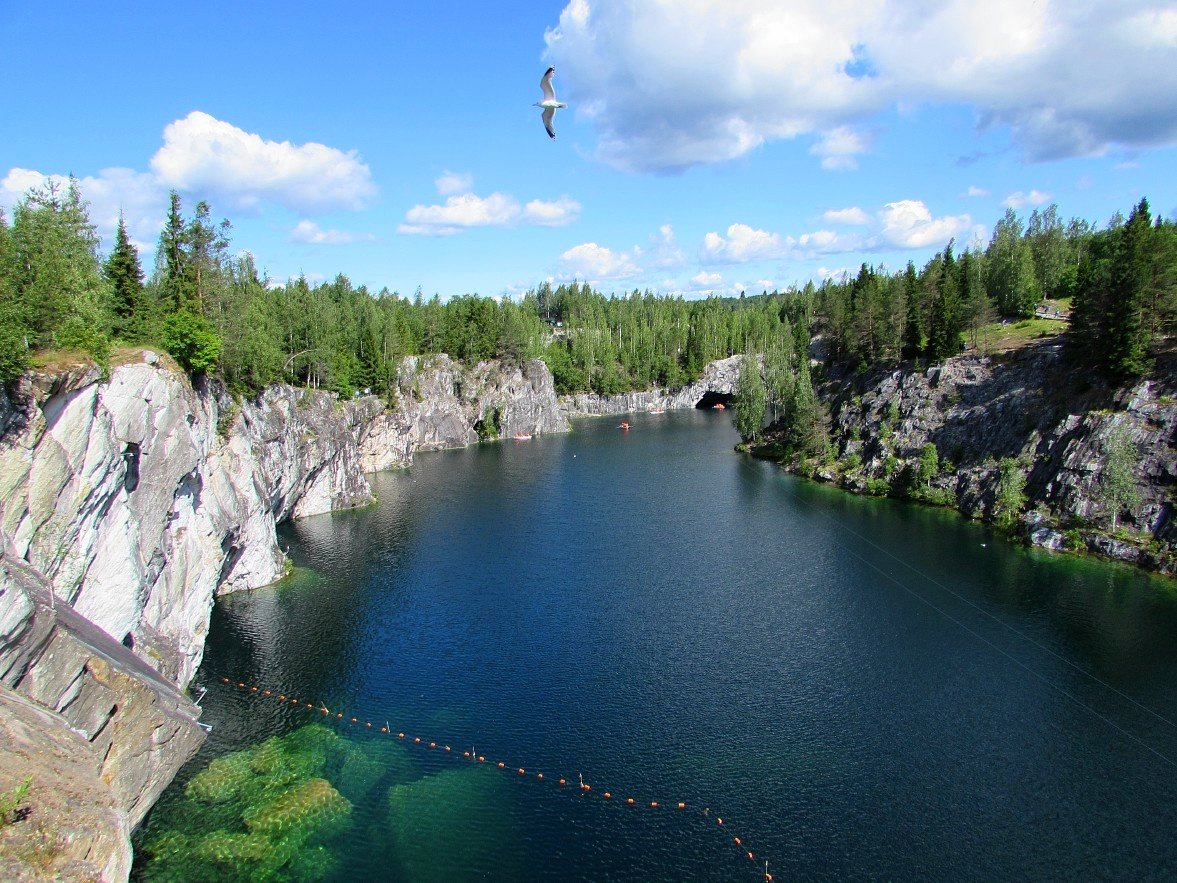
[289,220,375,245]
[702,223,787,263]
[151,111,375,213]
[1002,189,1052,209]
[692,271,724,286]
[702,199,973,262]
[400,174,581,235]
[544,0,1177,172]
[558,241,642,280]
[822,206,871,226]
[877,199,973,248]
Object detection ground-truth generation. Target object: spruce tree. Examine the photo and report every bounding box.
[105,213,146,340]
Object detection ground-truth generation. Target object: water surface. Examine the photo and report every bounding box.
[138,409,1177,881]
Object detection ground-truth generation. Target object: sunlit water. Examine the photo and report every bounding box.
[136,409,1177,881]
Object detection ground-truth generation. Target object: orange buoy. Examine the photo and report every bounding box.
[222,677,230,683]
[337,713,344,719]
[429,742,436,748]
[478,756,486,763]
[400,733,406,739]
[251,686,258,692]
[559,778,567,786]
[351,717,358,723]
[262,690,271,696]
[717,817,724,825]
[650,801,658,808]
[462,751,470,757]
[734,837,742,846]
[305,702,314,708]
[278,694,285,700]
[517,768,525,775]
[445,746,452,752]
[677,802,686,810]
[584,785,591,792]
[292,698,300,705]
[536,773,543,779]
[365,722,372,728]
[626,797,634,805]
[381,727,388,733]
[414,737,421,743]
[237,682,245,688]
[498,762,506,769]
[747,852,754,861]
[604,792,612,799]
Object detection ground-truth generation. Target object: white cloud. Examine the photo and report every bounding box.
[692,271,724,286]
[400,176,581,235]
[647,224,687,269]
[522,196,581,226]
[963,185,990,197]
[702,223,787,263]
[810,126,870,170]
[151,111,376,213]
[435,170,473,195]
[822,206,871,226]
[1002,189,1052,209]
[558,242,642,280]
[289,220,375,245]
[877,199,973,248]
[545,0,1177,172]
[399,191,521,236]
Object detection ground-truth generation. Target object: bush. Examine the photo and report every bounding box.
[162,310,221,375]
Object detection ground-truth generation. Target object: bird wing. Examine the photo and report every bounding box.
[542,106,557,139]
[540,66,557,102]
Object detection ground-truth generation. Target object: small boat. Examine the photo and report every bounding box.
[713,402,726,410]
[513,433,532,441]
[648,407,665,414]
[618,421,630,431]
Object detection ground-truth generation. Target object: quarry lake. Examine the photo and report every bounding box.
[137,409,1177,881]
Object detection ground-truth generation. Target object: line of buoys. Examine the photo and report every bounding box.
[217,676,771,880]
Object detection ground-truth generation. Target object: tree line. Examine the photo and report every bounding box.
[1,179,1172,421]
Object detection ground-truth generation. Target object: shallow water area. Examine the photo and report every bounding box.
[136,409,1177,881]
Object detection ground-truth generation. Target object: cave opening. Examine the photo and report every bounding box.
[695,391,734,409]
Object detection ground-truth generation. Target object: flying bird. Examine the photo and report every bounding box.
[535,66,566,139]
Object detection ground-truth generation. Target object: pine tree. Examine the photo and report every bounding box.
[1106,199,1153,378]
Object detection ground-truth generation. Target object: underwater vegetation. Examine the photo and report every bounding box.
[136,723,520,881]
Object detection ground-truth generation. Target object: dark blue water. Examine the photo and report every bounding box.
[140,409,1177,881]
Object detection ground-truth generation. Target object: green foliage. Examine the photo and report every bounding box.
[0,776,32,826]
[163,310,222,375]
[1099,423,1141,531]
[475,406,502,441]
[732,354,767,442]
[865,478,891,496]
[917,443,940,487]
[841,451,863,473]
[105,213,148,340]
[993,458,1028,528]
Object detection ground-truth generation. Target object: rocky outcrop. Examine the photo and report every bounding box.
[0,359,380,687]
[0,527,204,880]
[359,355,568,470]
[560,356,743,416]
[791,341,1177,572]
[0,350,571,880]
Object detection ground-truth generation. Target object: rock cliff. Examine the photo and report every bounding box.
[560,355,743,416]
[0,349,569,880]
[787,341,1177,572]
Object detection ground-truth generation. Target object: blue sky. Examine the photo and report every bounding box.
[1,0,1174,299]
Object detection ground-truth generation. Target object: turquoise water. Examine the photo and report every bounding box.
[137,409,1177,881]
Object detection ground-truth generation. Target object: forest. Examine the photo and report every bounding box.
[0,181,1174,445]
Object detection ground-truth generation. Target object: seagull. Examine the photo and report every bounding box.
[535,66,566,139]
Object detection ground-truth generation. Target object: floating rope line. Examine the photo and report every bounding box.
[217,676,773,880]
